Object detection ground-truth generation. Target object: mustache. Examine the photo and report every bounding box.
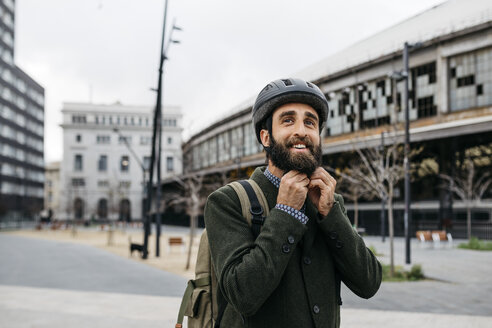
[285,136,315,150]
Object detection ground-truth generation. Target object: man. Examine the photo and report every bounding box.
[204,78,382,327]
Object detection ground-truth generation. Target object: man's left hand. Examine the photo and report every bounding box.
[308,167,337,216]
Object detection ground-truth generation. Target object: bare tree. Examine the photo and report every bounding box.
[327,165,376,228]
[348,134,406,276]
[440,155,492,240]
[169,174,205,270]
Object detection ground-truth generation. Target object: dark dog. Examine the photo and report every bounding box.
[129,237,145,257]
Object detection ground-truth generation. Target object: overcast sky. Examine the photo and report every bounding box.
[14,0,445,163]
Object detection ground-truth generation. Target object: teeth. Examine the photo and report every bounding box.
[293,144,306,149]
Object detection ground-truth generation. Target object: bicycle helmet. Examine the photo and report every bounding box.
[252,78,329,143]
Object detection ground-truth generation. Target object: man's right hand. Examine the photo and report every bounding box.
[277,171,309,210]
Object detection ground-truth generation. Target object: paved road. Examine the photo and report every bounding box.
[1,233,491,327]
[0,234,186,297]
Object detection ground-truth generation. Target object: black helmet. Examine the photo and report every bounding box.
[252,78,329,143]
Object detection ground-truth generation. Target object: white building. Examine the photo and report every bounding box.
[44,161,60,220]
[60,102,182,222]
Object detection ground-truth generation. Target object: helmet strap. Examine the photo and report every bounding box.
[263,116,273,154]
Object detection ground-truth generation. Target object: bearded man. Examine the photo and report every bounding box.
[204,78,382,328]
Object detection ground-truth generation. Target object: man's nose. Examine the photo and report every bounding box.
[294,121,307,137]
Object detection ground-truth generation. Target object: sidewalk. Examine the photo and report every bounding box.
[3,228,491,327]
[1,285,490,328]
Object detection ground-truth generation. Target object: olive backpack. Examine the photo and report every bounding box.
[175,179,269,328]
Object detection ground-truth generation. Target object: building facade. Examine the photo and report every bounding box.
[44,161,60,221]
[60,102,182,222]
[0,0,45,222]
[182,0,492,238]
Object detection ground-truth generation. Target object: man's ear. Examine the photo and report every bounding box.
[260,129,270,147]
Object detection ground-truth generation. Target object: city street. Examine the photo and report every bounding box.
[1,232,491,327]
[0,233,186,327]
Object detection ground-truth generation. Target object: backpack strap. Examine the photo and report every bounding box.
[175,277,209,328]
[228,179,269,238]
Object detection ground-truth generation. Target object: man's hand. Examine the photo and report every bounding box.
[308,167,336,216]
[277,171,309,210]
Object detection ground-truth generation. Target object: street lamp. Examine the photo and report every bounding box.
[144,1,183,258]
[403,41,422,264]
[380,131,386,243]
[388,41,422,264]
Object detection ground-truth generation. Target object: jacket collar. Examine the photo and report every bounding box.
[250,166,319,252]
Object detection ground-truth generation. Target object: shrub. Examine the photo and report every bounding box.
[382,263,425,282]
[407,264,425,281]
[458,237,492,251]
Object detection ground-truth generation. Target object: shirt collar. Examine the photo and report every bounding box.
[264,166,281,188]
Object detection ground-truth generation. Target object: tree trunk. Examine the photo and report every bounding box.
[387,197,395,277]
[467,206,472,240]
[186,213,196,270]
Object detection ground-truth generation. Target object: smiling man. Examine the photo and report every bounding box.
[205,78,382,327]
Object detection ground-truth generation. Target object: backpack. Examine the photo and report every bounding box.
[175,179,270,328]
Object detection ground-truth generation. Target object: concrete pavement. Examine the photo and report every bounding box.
[1,232,491,327]
[341,236,492,316]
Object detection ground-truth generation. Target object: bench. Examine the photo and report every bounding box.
[168,237,185,253]
[416,230,453,248]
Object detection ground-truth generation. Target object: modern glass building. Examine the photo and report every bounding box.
[0,0,45,223]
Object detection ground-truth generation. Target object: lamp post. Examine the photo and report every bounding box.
[387,41,421,264]
[402,41,422,265]
[145,0,182,259]
[380,131,386,243]
[403,42,411,265]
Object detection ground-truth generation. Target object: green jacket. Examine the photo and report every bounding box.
[204,167,382,327]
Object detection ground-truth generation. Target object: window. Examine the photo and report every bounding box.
[76,134,82,142]
[98,155,107,172]
[96,135,110,144]
[97,180,109,187]
[143,156,151,170]
[140,136,151,145]
[120,155,130,172]
[72,115,87,124]
[74,154,83,171]
[167,137,172,145]
[457,75,475,87]
[163,119,177,127]
[119,136,131,145]
[97,199,108,219]
[166,156,174,172]
[119,181,131,188]
[71,178,85,187]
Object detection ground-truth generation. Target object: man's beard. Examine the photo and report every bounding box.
[268,134,322,176]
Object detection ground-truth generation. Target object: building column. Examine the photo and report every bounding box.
[438,138,455,230]
[436,47,449,116]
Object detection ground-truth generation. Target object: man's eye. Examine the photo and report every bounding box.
[283,118,293,123]
[305,120,315,126]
